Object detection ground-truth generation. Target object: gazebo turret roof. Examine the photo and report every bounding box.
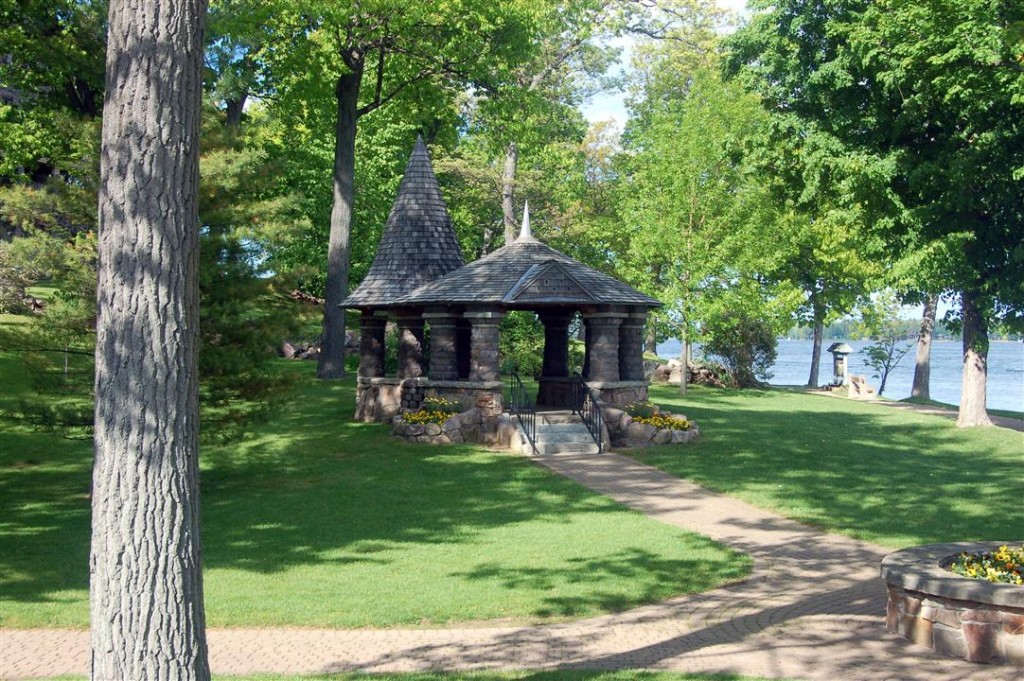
[399,204,660,309]
[342,136,464,308]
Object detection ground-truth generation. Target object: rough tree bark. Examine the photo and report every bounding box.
[679,334,689,396]
[807,304,824,387]
[502,141,519,246]
[91,0,210,678]
[317,65,363,379]
[957,290,993,427]
[910,293,938,400]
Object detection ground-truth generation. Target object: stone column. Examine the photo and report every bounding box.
[618,309,648,381]
[585,312,625,382]
[465,308,504,382]
[455,319,472,379]
[540,311,572,378]
[357,311,387,378]
[581,318,591,379]
[423,310,458,381]
[395,310,425,379]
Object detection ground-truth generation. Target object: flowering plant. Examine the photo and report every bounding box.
[625,401,658,418]
[402,396,461,425]
[633,413,691,431]
[947,545,1024,585]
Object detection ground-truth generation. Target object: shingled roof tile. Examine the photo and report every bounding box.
[342,137,464,308]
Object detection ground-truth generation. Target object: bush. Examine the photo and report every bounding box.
[499,311,543,378]
[702,311,777,388]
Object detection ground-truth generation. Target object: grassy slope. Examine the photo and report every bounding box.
[637,383,1024,549]
[0,356,749,629]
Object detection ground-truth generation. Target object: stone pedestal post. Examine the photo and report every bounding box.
[538,311,573,407]
[423,311,459,381]
[540,312,572,378]
[357,311,387,378]
[618,309,648,381]
[465,309,504,382]
[585,312,625,383]
[395,311,425,379]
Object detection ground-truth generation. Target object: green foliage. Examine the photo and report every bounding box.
[625,401,658,419]
[499,311,544,378]
[854,291,913,397]
[701,312,777,389]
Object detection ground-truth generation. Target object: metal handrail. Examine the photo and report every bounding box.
[571,374,603,452]
[506,371,537,454]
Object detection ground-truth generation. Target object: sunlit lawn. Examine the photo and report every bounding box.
[635,383,1024,549]
[0,356,750,629]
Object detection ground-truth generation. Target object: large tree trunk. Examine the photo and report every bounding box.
[645,324,657,355]
[957,290,993,427]
[807,306,824,387]
[317,65,363,379]
[502,141,518,245]
[679,333,688,396]
[224,93,247,128]
[910,293,938,400]
[91,0,210,679]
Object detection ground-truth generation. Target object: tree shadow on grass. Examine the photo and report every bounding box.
[640,384,1024,547]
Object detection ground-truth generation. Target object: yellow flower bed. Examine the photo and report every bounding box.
[632,413,690,431]
[947,544,1024,585]
[401,396,461,426]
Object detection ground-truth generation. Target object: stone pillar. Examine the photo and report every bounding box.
[582,318,591,379]
[456,319,472,379]
[395,310,425,379]
[540,311,572,378]
[585,312,625,382]
[537,311,573,408]
[357,311,387,378]
[423,310,459,381]
[618,309,648,381]
[465,309,504,382]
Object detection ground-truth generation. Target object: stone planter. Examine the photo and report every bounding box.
[601,406,699,449]
[880,542,1024,665]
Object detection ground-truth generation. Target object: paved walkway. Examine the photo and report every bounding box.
[3,449,1020,680]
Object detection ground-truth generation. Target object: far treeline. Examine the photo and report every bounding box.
[1,0,1021,427]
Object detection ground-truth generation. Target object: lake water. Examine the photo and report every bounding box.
[656,338,1024,412]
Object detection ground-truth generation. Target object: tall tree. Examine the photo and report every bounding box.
[90,1,209,679]
[727,0,1024,425]
[252,1,534,379]
[910,293,939,400]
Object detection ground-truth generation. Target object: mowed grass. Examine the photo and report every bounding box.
[634,383,1024,549]
[0,355,750,629]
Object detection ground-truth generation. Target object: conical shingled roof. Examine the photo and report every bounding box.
[342,137,464,308]
[399,208,661,309]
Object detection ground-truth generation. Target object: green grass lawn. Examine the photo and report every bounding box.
[635,383,1024,549]
[0,355,749,629]
[901,396,1024,421]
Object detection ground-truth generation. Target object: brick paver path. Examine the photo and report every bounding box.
[3,449,1020,680]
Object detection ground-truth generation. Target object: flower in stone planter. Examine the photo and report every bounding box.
[947,544,1024,585]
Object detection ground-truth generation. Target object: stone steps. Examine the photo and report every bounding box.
[533,411,599,456]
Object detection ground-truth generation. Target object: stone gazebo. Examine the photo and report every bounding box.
[342,138,661,444]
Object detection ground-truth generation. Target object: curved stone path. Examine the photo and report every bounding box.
[3,449,1020,680]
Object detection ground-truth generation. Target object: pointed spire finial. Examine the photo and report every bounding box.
[519,200,532,240]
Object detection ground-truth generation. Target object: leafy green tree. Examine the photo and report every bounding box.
[702,308,778,388]
[240,0,536,379]
[727,0,1024,425]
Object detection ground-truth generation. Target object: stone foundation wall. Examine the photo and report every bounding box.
[881,542,1023,665]
[586,380,649,407]
[384,380,504,446]
[886,585,1023,664]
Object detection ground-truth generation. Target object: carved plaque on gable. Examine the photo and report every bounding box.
[506,262,592,303]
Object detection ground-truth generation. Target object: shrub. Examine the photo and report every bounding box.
[499,311,543,378]
[625,401,659,419]
[702,311,777,388]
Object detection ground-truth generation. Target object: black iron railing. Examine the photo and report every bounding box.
[571,374,603,452]
[506,371,537,454]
